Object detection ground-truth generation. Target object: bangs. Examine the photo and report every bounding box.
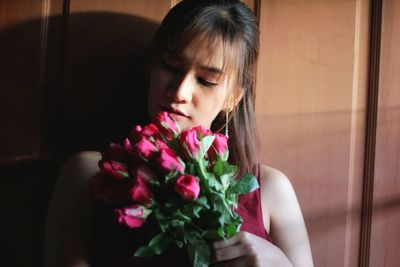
[168,29,246,94]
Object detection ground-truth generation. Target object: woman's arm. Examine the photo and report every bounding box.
[44,151,101,267]
[260,165,313,267]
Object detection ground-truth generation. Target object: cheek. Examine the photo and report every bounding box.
[197,90,227,126]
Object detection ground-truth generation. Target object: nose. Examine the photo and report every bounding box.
[167,72,193,103]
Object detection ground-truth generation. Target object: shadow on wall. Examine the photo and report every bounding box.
[1,12,159,158]
[0,13,159,267]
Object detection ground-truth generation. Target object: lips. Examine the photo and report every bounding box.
[161,106,189,118]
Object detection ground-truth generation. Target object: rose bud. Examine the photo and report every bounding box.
[142,123,158,137]
[155,112,180,140]
[115,205,151,229]
[135,137,157,159]
[102,143,129,162]
[91,173,133,203]
[130,175,152,206]
[99,160,129,180]
[129,125,143,142]
[123,138,134,154]
[209,133,229,161]
[154,137,169,150]
[157,148,185,173]
[174,175,200,200]
[179,128,202,160]
[193,125,212,139]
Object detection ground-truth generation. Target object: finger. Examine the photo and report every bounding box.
[212,243,246,263]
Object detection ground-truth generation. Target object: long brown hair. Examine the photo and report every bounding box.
[151,0,260,178]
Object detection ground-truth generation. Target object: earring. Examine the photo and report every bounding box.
[225,111,229,138]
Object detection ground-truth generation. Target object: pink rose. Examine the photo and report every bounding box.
[155,112,179,139]
[142,123,158,137]
[99,160,128,180]
[130,175,152,205]
[130,125,143,142]
[133,164,156,183]
[154,137,169,150]
[102,143,129,162]
[174,175,200,200]
[179,128,202,159]
[135,137,157,159]
[123,138,134,154]
[157,148,184,173]
[209,133,229,160]
[91,173,133,203]
[193,125,212,139]
[115,205,150,228]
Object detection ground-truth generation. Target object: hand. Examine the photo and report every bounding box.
[210,231,293,267]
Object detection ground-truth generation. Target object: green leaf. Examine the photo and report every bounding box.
[219,174,230,189]
[207,173,224,191]
[213,158,224,176]
[209,193,235,224]
[154,209,168,232]
[117,170,129,178]
[201,135,215,154]
[202,229,224,240]
[195,196,210,209]
[186,239,211,267]
[182,204,202,218]
[225,223,239,238]
[225,164,237,175]
[231,173,259,194]
[134,246,155,257]
[173,210,191,223]
[171,220,186,242]
[134,232,171,257]
[225,193,239,209]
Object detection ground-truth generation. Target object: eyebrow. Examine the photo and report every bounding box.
[199,65,224,75]
[165,49,224,75]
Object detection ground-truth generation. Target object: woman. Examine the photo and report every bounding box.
[45,0,313,266]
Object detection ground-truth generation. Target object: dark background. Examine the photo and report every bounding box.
[1,11,158,267]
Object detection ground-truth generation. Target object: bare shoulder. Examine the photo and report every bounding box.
[60,151,101,180]
[259,165,300,232]
[50,150,101,200]
[259,165,296,207]
[260,165,292,189]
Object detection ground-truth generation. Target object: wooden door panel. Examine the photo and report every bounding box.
[370,0,400,266]
[0,0,47,162]
[255,1,369,266]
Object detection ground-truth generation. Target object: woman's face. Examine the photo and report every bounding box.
[147,45,232,131]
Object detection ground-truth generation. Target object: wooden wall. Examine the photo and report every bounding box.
[255,1,369,266]
[0,0,398,266]
[369,0,400,266]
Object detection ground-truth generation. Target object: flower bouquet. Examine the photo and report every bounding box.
[91,112,259,267]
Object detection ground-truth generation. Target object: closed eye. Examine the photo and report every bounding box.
[197,77,218,87]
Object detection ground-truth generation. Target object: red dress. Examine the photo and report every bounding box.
[92,172,272,266]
